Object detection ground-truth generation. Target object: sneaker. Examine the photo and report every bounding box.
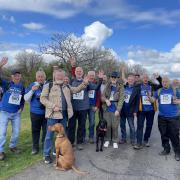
[0,152,5,160]
[44,156,52,164]
[144,141,150,147]
[175,153,180,161]
[31,149,39,155]
[89,138,95,144]
[52,152,56,156]
[10,147,21,154]
[113,143,118,149]
[159,149,170,156]
[104,141,110,148]
[119,139,127,144]
[133,144,143,150]
[76,144,84,151]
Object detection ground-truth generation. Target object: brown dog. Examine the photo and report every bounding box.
[48,123,88,175]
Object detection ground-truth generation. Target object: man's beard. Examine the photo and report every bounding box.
[56,80,64,85]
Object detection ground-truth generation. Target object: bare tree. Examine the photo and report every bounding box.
[40,33,118,74]
[14,51,44,85]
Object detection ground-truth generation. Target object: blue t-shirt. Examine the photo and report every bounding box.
[1,81,25,113]
[107,86,117,113]
[141,84,153,111]
[177,87,180,115]
[154,87,180,117]
[25,81,47,115]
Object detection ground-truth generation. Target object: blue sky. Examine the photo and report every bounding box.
[0,0,180,78]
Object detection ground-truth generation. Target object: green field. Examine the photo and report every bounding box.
[0,104,99,180]
[0,104,43,180]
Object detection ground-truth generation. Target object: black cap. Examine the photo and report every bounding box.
[11,69,21,75]
[111,71,119,78]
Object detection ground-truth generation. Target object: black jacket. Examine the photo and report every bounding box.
[121,84,141,116]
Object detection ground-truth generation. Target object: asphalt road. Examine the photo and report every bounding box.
[9,114,180,180]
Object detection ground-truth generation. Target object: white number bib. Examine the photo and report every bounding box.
[73,90,84,100]
[124,94,130,103]
[109,91,115,101]
[160,94,172,104]
[88,90,95,98]
[142,96,151,105]
[8,93,22,105]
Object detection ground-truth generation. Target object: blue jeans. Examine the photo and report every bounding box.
[120,112,135,143]
[43,111,67,157]
[88,106,96,139]
[136,110,155,145]
[0,111,21,153]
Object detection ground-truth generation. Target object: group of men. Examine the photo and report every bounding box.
[0,56,179,164]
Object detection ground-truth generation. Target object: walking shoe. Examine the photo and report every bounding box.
[44,156,52,164]
[159,149,170,156]
[119,139,127,144]
[31,149,39,155]
[104,141,110,148]
[131,141,135,146]
[76,144,84,151]
[10,147,21,154]
[113,143,118,149]
[52,152,56,156]
[0,152,5,160]
[175,153,180,161]
[89,138,95,144]
[133,144,143,150]
[144,141,150,147]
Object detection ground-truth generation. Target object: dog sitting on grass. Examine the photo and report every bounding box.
[96,119,107,152]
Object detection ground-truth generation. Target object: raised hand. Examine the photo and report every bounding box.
[153,73,159,79]
[0,57,8,67]
[69,56,76,67]
[83,74,89,84]
[97,70,104,79]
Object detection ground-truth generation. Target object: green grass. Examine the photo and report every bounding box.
[0,104,43,180]
[0,105,99,180]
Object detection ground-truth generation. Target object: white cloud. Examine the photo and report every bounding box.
[0,0,180,25]
[89,0,180,26]
[126,43,180,79]
[2,14,15,23]
[22,22,45,30]
[0,0,90,19]
[82,21,113,48]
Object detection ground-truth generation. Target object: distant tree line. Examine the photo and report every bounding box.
[1,33,146,86]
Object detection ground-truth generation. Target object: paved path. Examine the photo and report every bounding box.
[9,115,180,180]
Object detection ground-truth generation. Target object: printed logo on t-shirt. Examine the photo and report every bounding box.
[8,93,22,105]
[88,90,95,98]
[73,90,84,100]
[124,94,130,103]
[109,91,115,101]
[142,96,151,105]
[160,94,172,104]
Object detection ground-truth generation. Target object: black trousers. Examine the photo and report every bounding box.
[136,110,155,144]
[30,112,47,150]
[68,110,88,144]
[158,115,180,153]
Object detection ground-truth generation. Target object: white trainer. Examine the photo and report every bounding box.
[113,143,118,149]
[104,141,110,148]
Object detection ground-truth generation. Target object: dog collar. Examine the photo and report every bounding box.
[56,134,65,138]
